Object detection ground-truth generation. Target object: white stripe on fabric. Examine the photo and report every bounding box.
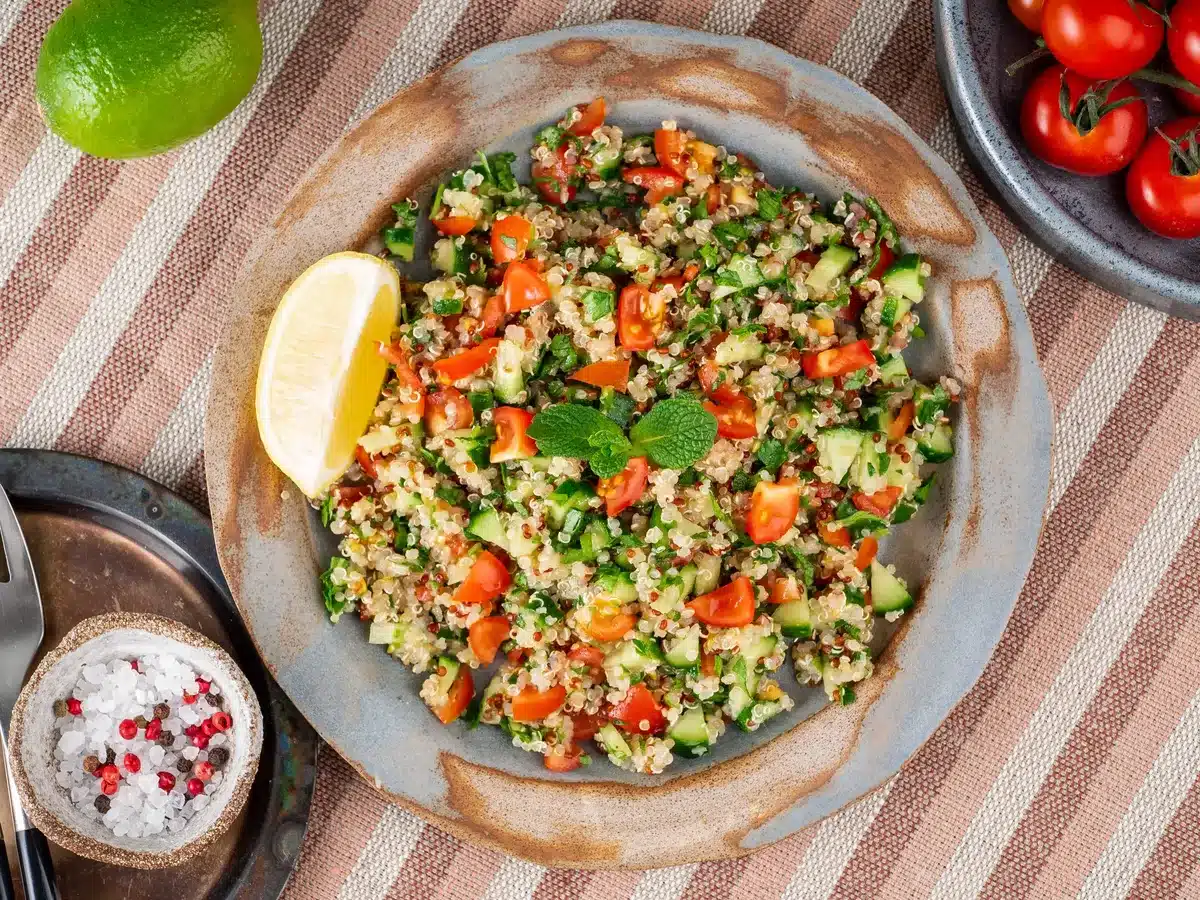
[1048,304,1166,511]
[557,0,622,28]
[827,0,912,85]
[702,0,768,35]
[1006,235,1054,310]
[6,0,324,450]
[1079,685,1200,900]
[141,352,213,490]
[929,434,1200,900]
[0,0,32,52]
[0,135,79,290]
[779,782,894,900]
[351,0,473,124]
[926,111,966,174]
[628,865,699,900]
[335,806,425,900]
[480,857,546,900]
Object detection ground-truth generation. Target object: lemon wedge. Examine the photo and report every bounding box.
[255,252,399,498]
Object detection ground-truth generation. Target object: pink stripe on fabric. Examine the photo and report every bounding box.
[728,830,818,900]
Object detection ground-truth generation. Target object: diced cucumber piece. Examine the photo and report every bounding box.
[870,560,913,613]
[596,723,632,762]
[885,450,919,490]
[432,237,468,275]
[738,636,777,696]
[770,231,804,261]
[916,421,954,463]
[594,569,638,604]
[664,630,701,669]
[668,706,710,757]
[804,244,857,295]
[880,295,913,328]
[877,355,909,388]
[693,554,722,595]
[714,331,765,365]
[891,474,935,525]
[735,697,786,732]
[605,638,663,673]
[816,428,868,484]
[383,227,415,261]
[727,254,764,289]
[913,384,951,427]
[651,574,688,616]
[584,141,622,179]
[772,597,813,639]
[882,253,925,303]
[678,564,698,596]
[467,507,507,549]
[493,339,525,403]
[434,656,460,696]
[562,518,613,563]
[861,404,894,435]
[852,439,887,492]
[786,398,818,443]
[726,684,753,721]
[368,620,407,645]
[545,480,595,529]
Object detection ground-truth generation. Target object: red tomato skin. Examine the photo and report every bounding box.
[1041,0,1165,80]
[569,97,606,137]
[609,684,666,735]
[1008,0,1044,32]
[597,457,649,516]
[543,746,582,772]
[1019,66,1147,176]
[1126,117,1200,239]
[686,577,756,628]
[621,166,685,204]
[1168,0,1200,87]
[654,128,689,176]
[802,339,875,380]
[704,394,757,440]
[532,145,577,204]
[491,406,538,462]
[424,387,473,435]
[746,479,801,545]
[617,284,663,350]
[433,215,476,236]
[1176,86,1200,115]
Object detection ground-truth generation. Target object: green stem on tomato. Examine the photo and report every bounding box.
[1131,68,1200,96]
[1004,43,1050,78]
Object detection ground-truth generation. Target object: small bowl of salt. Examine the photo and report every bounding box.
[7,612,264,869]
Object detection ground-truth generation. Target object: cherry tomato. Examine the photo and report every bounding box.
[1168,0,1200,87]
[1041,0,1165,80]
[424,387,474,436]
[854,535,879,571]
[609,683,666,735]
[431,338,501,384]
[491,406,538,462]
[432,668,474,724]
[1008,0,1044,32]
[532,144,578,204]
[851,486,903,517]
[617,284,665,350]
[566,645,606,674]
[687,576,756,628]
[596,456,649,516]
[491,214,533,264]
[1020,65,1147,175]
[697,357,741,405]
[467,616,510,666]
[543,745,582,772]
[585,610,638,642]
[569,359,630,390]
[377,342,427,420]
[452,550,511,607]
[502,259,551,313]
[355,445,379,480]
[1176,84,1200,114]
[654,128,689,176]
[1126,117,1200,239]
[568,97,606,137]
[433,214,476,236]
[868,243,896,282]
[768,575,802,606]
[704,393,757,440]
[511,685,567,722]
[569,712,604,743]
[746,478,801,545]
[802,339,875,380]
[621,166,685,204]
[479,293,507,338]
[889,401,915,442]
[819,521,852,548]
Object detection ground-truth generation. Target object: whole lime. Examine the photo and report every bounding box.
[36,0,263,159]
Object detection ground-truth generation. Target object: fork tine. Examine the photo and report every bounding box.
[0,483,35,588]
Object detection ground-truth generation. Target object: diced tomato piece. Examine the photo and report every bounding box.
[532,144,577,205]
[431,338,501,384]
[768,575,802,605]
[621,166,685,204]
[468,616,510,665]
[654,128,689,176]
[889,402,915,442]
[617,284,665,350]
[512,685,567,722]
[570,359,630,391]
[432,668,474,724]
[818,521,852,548]
[584,610,638,642]
[503,259,551,313]
[570,712,604,743]
[802,339,875,380]
[452,550,511,607]
[852,486,903,517]
[543,744,582,772]
[433,215,476,236]
[334,485,371,507]
[705,183,723,215]
[700,650,717,677]
[355,445,379,480]
[855,535,879,571]
[697,356,741,405]
[596,456,649,516]
[491,406,538,462]
[377,342,427,420]
[869,244,896,281]
[704,393,757,440]
[480,294,506,338]
[746,478,801,545]
[610,683,666,735]
[506,647,528,666]
[491,214,534,264]
[567,645,607,674]
[424,387,474,436]
[686,576,756,628]
[568,97,606,137]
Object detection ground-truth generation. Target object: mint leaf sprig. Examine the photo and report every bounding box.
[528,397,717,478]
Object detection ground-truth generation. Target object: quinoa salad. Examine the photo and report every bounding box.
[317,98,957,775]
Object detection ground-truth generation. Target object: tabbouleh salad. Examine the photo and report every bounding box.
[316,97,957,774]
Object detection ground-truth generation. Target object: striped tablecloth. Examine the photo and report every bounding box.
[4,1,1200,897]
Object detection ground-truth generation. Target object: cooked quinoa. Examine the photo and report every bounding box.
[316,98,956,774]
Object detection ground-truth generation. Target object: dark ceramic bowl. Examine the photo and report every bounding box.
[935,0,1200,317]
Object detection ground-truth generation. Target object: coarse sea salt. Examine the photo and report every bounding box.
[49,654,235,840]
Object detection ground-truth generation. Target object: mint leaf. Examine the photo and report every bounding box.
[528,404,624,458]
[589,443,630,479]
[629,398,717,469]
[756,188,783,221]
[580,288,615,323]
[756,439,786,474]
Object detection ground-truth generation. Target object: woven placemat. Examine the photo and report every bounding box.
[3,1,1199,898]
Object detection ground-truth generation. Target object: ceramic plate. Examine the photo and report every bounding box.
[205,21,1051,868]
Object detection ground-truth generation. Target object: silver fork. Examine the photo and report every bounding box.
[0,484,59,900]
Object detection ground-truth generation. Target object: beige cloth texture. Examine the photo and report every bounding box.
[3,0,1200,897]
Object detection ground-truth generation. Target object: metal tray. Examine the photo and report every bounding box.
[0,450,316,900]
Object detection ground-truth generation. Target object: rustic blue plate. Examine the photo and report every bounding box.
[935,0,1200,318]
[205,21,1052,868]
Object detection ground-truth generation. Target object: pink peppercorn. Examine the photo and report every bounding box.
[182,692,197,705]
[144,718,162,741]
[98,764,120,785]
[209,712,232,732]
[157,772,176,792]
[186,778,204,798]
[123,753,141,774]
[66,698,82,716]
[118,719,137,740]
[195,678,210,694]
[200,719,216,738]
[190,733,209,750]
[100,779,118,796]
[192,761,213,782]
